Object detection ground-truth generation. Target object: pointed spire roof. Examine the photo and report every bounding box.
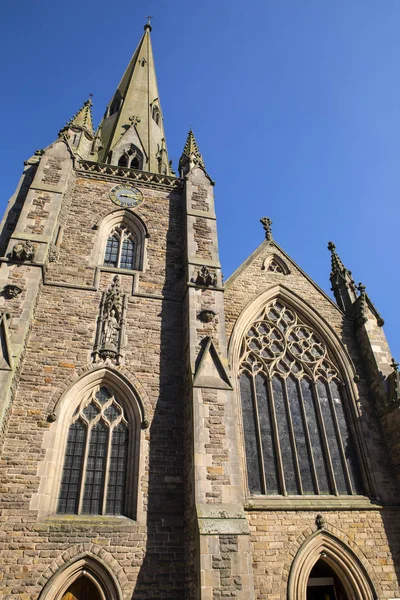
[327,241,358,314]
[179,129,206,176]
[96,24,170,174]
[60,97,94,137]
[327,241,347,278]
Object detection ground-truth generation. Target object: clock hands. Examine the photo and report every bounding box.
[119,193,138,200]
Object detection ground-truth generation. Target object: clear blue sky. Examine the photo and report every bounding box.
[1,0,399,359]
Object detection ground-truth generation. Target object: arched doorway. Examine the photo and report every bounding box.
[288,530,377,600]
[307,559,348,600]
[61,576,101,600]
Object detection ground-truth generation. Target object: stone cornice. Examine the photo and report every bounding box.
[77,160,184,191]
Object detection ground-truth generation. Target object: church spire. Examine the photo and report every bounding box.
[95,23,170,174]
[327,241,357,314]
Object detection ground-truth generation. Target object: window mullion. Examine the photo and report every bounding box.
[297,379,319,494]
[311,381,338,495]
[266,377,286,496]
[117,233,124,268]
[250,376,267,494]
[77,422,91,514]
[102,424,113,514]
[282,378,302,495]
[326,383,354,494]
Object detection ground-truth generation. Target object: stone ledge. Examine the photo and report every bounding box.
[244,496,397,511]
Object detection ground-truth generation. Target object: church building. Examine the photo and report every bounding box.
[0,22,399,600]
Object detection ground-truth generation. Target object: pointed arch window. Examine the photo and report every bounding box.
[104,226,136,270]
[57,386,129,515]
[239,300,364,496]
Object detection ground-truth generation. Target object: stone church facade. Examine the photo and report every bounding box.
[0,22,399,600]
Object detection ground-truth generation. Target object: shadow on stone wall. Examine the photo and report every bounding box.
[132,191,185,599]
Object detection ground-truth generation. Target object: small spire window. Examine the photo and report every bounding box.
[152,106,161,126]
[104,226,136,270]
[118,154,129,167]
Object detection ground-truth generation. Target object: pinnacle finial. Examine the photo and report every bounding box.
[144,15,154,31]
[179,129,206,175]
[391,358,399,372]
[59,97,94,137]
[260,217,273,241]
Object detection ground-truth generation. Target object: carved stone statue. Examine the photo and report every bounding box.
[92,275,126,364]
[12,240,35,262]
[191,266,217,287]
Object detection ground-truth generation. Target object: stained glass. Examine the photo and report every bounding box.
[300,379,331,494]
[330,381,364,494]
[255,375,279,494]
[286,377,315,493]
[240,373,262,494]
[120,238,135,269]
[272,376,299,494]
[317,381,349,494]
[82,422,108,514]
[104,235,119,267]
[106,423,128,514]
[96,387,111,404]
[57,420,86,514]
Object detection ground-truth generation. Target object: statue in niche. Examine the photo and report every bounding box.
[92,275,126,364]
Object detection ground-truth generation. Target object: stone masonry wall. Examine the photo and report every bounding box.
[247,510,400,600]
[0,172,186,599]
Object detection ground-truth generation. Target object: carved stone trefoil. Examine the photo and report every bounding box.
[92,275,126,365]
[11,240,35,262]
[3,285,22,299]
[191,266,217,287]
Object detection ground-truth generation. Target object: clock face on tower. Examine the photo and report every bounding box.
[109,184,143,208]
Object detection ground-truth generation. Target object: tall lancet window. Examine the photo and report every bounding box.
[104,226,136,270]
[239,300,364,497]
[57,386,129,515]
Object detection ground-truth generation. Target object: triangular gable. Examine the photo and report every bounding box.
[193,337,232,390]
[225,239,341,314]
[0,313,12,371]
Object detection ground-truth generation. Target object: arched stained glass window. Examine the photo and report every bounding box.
[103,226,135,270]
[239,299,364,496]
[57,386,129,515]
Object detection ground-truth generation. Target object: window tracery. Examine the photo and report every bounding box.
[268,258,285,273]
[58,386,129,515]
[104,226,135,270]
[239,299,363,497]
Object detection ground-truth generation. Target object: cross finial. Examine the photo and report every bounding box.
[391,358,399,372]
[144,15,154,26]
[260,217,273,241]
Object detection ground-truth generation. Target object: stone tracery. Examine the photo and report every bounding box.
[239,299,363,497]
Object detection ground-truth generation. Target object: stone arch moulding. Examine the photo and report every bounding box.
[47,364,148,424]
[287,529,379,600]
[33,366,148,520]
[91,208,149,272]
[261,253,290,274]
[38,552,123,600]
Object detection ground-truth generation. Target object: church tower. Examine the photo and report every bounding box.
[0,22,400,600]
